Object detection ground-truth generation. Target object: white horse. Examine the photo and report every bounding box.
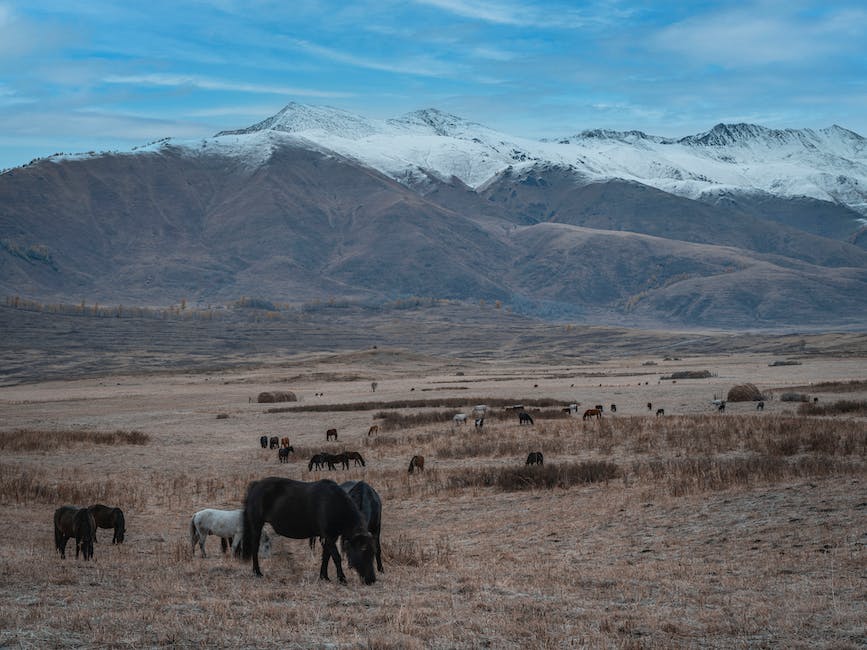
[453,413,468,425]
[190,508,272,558]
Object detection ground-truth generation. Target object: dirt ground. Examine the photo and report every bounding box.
[1,349,865,648]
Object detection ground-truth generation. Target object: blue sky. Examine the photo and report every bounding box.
[2,0,866,170]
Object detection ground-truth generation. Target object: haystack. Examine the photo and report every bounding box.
[257,391,297,404]
[727,383,764,402]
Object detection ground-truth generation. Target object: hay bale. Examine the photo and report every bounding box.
[257,391,297,404]
[726,383,764,402]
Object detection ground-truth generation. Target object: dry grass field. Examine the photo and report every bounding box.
[1,349,865,648]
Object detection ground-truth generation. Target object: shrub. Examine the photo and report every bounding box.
[780,392,810,402]
[661,370,713,380]
[257,391,297,403]
[449,461,621,491]
[798,399,867,416]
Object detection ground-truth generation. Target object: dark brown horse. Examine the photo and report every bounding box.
[88,504,125,544]
[346,451,365,467]
[240,477,376,584]
[326,428,338,441]
[526,451,543,466]
[408,455,425,474]
[518,411,534,425]
[54,506,96,560]
[583,408,602,420]
[269,436,279,449]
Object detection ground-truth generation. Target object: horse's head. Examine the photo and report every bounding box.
[343,531,376,585]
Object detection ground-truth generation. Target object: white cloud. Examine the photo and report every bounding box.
[103,74,352,98]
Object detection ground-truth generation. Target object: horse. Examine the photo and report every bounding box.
[582,408,601,421]
[190,508,271,559]
[656,408,665,417]
[345,451,365,467]
[518,411,534,425]
[408,455,425,474]
[717,401,726,413]
[54,506,96,560]
[311,480,384,573]
[472,405,487,416]
[647,402,653,411]
[240,478,376,584]
[453,413,468,425]
[474,417,484,428]
[326,428,338,441]
[269,436,279,449]
[308,453,328,471]
[278,447,293,463]
[280,436,290,448]
[595,404,604,412]
[526,451,543,466]
[610,404,617,413]
[259,435,268,449]
[757,401,765,411]
[322,452,349,470]
[563,403,579,414]
[367,425,379,436]
[88,504,125,544]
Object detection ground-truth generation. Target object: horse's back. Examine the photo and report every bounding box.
[340,480,381,531]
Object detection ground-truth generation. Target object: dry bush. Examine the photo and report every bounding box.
[661,370,713,380]
[727,383,765,402]
[768,360,801,367]
[374,407,571,432]
[256,391,297,403]
[449,460,621,491]
[268,396,567,414]
[0,428,148,451]
[797,399,867,417]
[782,379,867,393]
[780,392,810,402]
[385,533,453,568]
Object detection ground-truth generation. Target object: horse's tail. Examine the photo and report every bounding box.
[114,508,125,543]
[189,516,198,548]
[240,481,261,562]
[408,456,415,474]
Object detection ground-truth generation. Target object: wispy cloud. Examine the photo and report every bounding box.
[412,0,605,28]
[289,38,458,78]
[103,74,351,98]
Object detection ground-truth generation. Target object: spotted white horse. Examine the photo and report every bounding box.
[190,508,272,558]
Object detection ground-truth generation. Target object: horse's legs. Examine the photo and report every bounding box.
[250,524,263,577]
[220,537,230,554]
[56,532,68,559]
[320,538,346,583]
[375,533,384,573]
[75,536,81,559]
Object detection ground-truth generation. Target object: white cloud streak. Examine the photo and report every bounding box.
[102,74,352,98]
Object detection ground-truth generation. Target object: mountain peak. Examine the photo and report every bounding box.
[215,102,380,139]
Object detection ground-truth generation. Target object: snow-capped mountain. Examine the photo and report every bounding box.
[203,103,867,217]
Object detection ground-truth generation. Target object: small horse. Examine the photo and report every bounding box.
[474,417,484,428]
[610,404,617,413]
[453,413,468,425]
[595,404,604,412]
[190,508,271,559]
[647,402,653,411]
[269,436,279,449]
[326,428,338,441]
[526,451,543,466]
[367,425,379,436]
[278,446,294,463]
[656,408,665,417]
[308,453,327,471]
[54,506,96,560]
[240,477,376,584]
[518,411,534,425]
[323,452,349,470]
[346,451,365,467]
[582,408,601,420]
[757,401,765,411]
[717,401,726,413]
[88,504,125,544]
[280,436,290,448]
[259,435,268,449]
[408,455,425,474]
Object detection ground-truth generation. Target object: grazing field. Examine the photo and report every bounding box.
[0,350,865,648]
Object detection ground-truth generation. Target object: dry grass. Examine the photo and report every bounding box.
[798,399,867,417]
[0,428,148,451]
[1,355,866,649]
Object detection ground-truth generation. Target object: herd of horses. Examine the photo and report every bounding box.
[308,451,366,471]
[53,504,125,560]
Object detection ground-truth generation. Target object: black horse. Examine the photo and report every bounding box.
[311,480,384,574]
[518,411,534,425]
[54,506,96,560]
[259,435,268,449]
[269,436,279,450]
[345,451,365,467]
[322,452,349,470]
[526,451,543,466]
[88,504,125,544]
[308,453,327,471]
[240,477,376,584]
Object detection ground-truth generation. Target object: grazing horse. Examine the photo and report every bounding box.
[453,413,468,425]
[526,451,543,466]
[240,477,376,584]
[595,404,604,412]
[88,504,125,544]
[190,508,271,559]
[717,401,726,413]
[326,428,338,441]
[311,480,384,573]
[322,452,349,470]
[54,506,96,560]
[280,436,290,448]
[308,453,328,471]
[656,408,665,417]
[259,435,268,449]
[474,417,484,428]
[582,408,602,421]
[610,404,617,413]
[269,436,279,450]
[278,447,293,463]
[757,401,765,411]
[367,425,379,436]
[518,411,534,425]
[345,451,366,467]
[408,455,425,474]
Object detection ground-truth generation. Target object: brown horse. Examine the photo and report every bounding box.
[88,504,125,544]
[326,428,338,441]
[408,455,425,474]
[367,425,379,436]
[54,506,96,560]
[280,436,290,448]
[346,451,366,467]
[582,408,601,420]
[269,436,279,449]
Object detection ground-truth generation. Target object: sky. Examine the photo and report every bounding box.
[1,0,866,170]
